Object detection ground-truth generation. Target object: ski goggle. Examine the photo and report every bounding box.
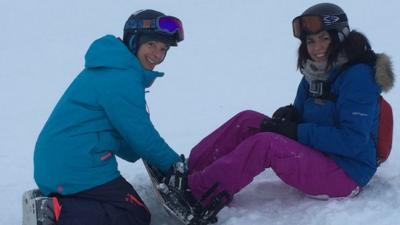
[292,14,347,38]
[125,16,184,42]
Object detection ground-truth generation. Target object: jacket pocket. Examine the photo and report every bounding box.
[91,131,121,164]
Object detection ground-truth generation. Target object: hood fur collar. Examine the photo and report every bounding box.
[375,53,395,93]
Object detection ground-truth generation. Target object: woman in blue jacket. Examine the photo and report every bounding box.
[182,3,395,217]
[34,9,184,225]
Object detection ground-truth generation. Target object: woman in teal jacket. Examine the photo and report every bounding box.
[34,9,184,225]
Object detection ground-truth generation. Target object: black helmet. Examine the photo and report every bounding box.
[292,3,350,42]
[123,9,184,54]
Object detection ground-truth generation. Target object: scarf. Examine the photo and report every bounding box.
[301,56,348,85]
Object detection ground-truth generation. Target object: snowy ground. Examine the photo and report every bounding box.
[1,0,399,225]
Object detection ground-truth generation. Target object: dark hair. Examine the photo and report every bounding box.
[296,30,376,72]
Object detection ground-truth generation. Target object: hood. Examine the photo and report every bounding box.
[85,35,137,69]
[84,35,164,87]
[375,53,395,93]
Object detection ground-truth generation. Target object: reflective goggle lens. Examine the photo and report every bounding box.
[292,17,302,38]
[292,15,323,38]
[157,16,184,42]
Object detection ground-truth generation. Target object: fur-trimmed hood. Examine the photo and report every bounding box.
[375,53,395,93]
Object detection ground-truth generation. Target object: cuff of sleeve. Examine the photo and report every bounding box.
[159,152,181,172]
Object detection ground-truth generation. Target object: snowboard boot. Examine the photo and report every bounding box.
[186,187,232,225]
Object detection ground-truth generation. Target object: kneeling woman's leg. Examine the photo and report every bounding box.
[188,132,359,207]
[58,176,150,225]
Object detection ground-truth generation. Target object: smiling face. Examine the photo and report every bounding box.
[306,30,332,63]
[136,41,170,70]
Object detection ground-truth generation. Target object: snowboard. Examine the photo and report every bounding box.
[22,189,52,225]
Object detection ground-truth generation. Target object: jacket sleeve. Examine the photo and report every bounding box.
[97,70,180,171]
[297,65,379,157]
[115,140,140,162]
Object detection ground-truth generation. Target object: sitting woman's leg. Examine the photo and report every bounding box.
[188,132,359,207]
[189,110,266,174]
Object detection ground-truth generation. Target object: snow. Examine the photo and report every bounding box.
[1,0,399,224]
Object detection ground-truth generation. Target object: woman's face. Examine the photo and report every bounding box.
[136,41,169,70]
[306,30,332,63]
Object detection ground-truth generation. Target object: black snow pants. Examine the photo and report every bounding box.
[55,176,150,225]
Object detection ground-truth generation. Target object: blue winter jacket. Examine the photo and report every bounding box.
[34,35,180,196]
[294,62,388,186]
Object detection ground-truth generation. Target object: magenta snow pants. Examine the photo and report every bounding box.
[188,110,359,207]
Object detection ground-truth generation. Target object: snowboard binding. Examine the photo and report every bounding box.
[22,189,61,225]
[145,162,230,225]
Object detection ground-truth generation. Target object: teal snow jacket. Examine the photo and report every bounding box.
[34,35,180,196]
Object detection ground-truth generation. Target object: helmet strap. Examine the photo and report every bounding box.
[128,33,138,54]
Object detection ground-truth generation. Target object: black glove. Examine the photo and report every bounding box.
[260,118,298,140]
[164,154,189,192]
[272,104,300,122]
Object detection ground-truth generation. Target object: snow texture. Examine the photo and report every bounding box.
[1,0,399,225]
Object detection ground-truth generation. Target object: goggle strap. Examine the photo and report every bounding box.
[141,19,156,29]
[125,16,184,42]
